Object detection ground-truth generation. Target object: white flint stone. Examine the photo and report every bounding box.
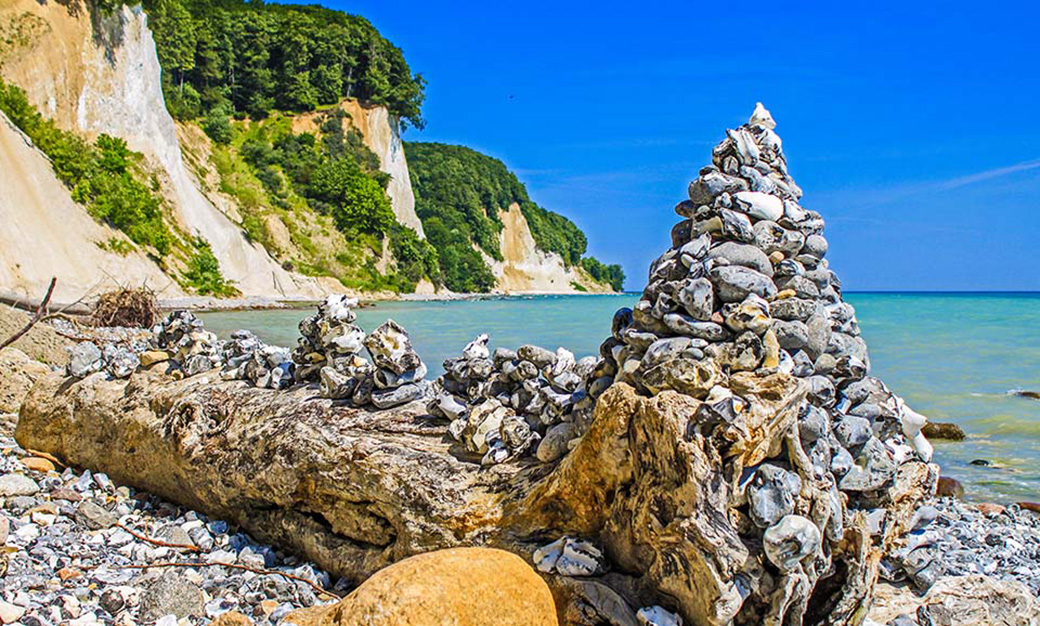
[763,515,821,572]
[637,606,684,626]
[462,333,490,360]
[749,102,776,129]
[733,191,784,222]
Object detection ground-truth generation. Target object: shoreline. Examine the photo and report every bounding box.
[158,290,632,312]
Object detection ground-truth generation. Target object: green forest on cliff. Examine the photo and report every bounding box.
[406,143,625,292]
[134,0,623,293]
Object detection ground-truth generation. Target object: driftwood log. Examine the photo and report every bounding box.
[16,369,932,625]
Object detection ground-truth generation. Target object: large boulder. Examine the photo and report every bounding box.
[284,548,558,626]
[0,347,51,414]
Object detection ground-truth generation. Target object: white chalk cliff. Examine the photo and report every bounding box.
[486,203,612,294]
[0,1,328,300]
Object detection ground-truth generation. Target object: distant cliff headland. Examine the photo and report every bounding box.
[0,0,623,303]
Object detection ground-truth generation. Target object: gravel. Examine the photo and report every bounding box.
[0,423,342,625]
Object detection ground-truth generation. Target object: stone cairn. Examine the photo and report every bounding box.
[428,334,599,465]
[587,103,940,598]
[293,295,430,409]
[65,298,429,410]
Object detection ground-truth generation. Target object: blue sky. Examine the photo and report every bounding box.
[314,0,1039,291]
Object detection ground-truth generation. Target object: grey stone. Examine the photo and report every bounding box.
[74,501,118,530]
[537,422,578,463]
[708,242,774,277]
[139,572,206,622]
[771,298,817,321]
[747,464,802,528]
[676,278,714,320]
[834,415,873,448]
[773,320,809,351]
[0,473,39,496]
[67,342,103,378]
[662,314,729,341]
[708,265,777,302]
[517,345,557,369]
[803,234,828,258]
[688,169,748,205]
[839,438,897,492]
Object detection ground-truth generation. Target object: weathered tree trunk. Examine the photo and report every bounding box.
[16,369,932,625]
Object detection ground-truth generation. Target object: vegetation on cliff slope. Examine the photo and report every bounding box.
[0,76,238,295]
[142,0,425,129]
[0,77,171,255]
[406,142,625,292]
[205,107,439,293]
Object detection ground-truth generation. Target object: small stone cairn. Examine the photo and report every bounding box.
[589,103,940,591]
[293,295,430,409]
[428,334,599,465]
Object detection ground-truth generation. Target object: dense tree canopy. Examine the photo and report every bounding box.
[406,142,624,292]
[143,0,425,128]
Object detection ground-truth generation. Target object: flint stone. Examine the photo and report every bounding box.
[763,515,821,572]
[791,350,814,377]
[717,332,764,372]
[708,242,774,277]
[747,464,802,528]
[371,382,428,409]
[676,278,714,321]
[638,352,720,399]
[537,422,578,463]
[709,266,777,303]
[364,320,422,374]
[139,572,206,622]
[724,297,771,335]
[517,345,557,369]
[733,191,784,221]
[839,438,897,491]
[719,209,756,243]
[805,313,832,360]
[807,375,836,407]
[0,473,39,496]
[662,314,728,341]
[773,320,809,351]
[688,170,748,205]
[779,275,821,300]
[75,501,118,529]
[754,221,804,257]
[798,405,829,445]
[835,415,873,448]
[771,298,817,322]
[671,219,693,248]
[68,342,103,378]
[803,234,828,258]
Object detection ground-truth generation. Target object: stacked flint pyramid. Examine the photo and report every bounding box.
[293,295,429,409]
[590,104,939,616]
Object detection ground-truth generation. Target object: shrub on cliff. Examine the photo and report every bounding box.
[0,78,172,255]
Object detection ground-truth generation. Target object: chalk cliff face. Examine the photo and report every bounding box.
[0,1,330,299]
[0,113,181,302]
[487,204,611,294]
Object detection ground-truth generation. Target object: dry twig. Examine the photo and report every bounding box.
[114,523,201,553]
[0,277,56,350]
[120,561,339,599]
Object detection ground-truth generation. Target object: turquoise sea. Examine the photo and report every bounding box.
[200,293,1040,503]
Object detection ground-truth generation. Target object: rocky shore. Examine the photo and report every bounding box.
[3,104,1040,625]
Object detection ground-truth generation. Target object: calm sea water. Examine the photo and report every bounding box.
[200,293,1040,503]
